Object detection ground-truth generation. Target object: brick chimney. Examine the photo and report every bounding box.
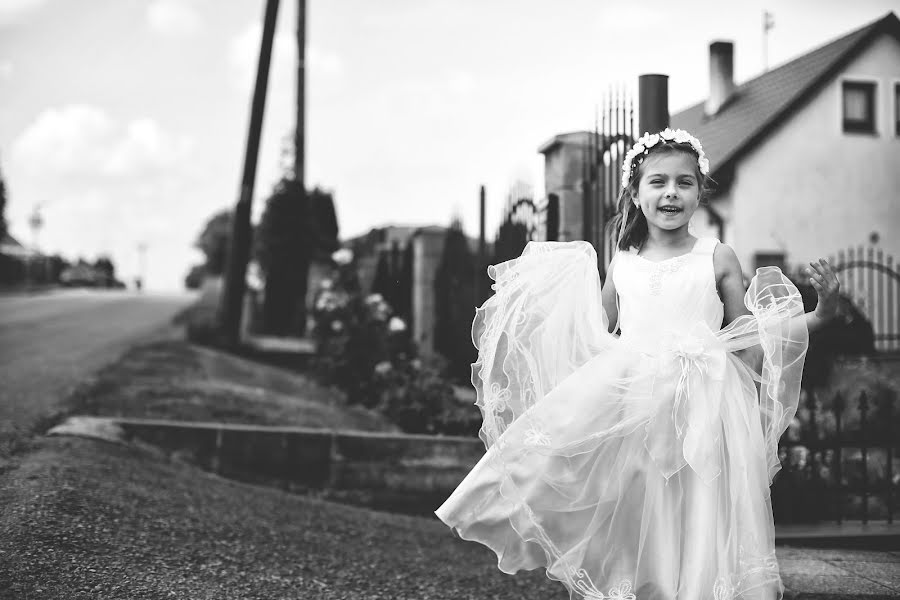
[706,41,735,116]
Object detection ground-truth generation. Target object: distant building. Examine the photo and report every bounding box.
[0,231,33,258]
[671,11,900,276]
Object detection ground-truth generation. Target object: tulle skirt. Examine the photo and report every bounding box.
[434,241,807,600]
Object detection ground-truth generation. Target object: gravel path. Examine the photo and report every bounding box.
[0,435,566,600]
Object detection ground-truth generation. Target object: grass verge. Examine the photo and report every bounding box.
[53,331,401,433]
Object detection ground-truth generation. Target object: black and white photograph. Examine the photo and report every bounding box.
[0,0,898,598]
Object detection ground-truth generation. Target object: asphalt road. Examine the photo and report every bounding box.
[0,288,195,435]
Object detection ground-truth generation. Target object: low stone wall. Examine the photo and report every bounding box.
[50,417,486,516]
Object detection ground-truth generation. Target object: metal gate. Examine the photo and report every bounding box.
[829,246,900,352]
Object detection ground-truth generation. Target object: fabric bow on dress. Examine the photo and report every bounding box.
[644,324,728,485]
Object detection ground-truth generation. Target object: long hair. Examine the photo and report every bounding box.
[608,141,713,252]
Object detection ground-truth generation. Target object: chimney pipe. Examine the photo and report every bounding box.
[638,74,669,135]
[706,41,735,116]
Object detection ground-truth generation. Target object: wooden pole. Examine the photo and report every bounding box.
[295,0,306,189]
[219,0,281,347]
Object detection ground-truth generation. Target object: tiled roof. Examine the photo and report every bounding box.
[671,12,899,177]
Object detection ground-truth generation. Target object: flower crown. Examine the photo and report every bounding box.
[621,128,710,188]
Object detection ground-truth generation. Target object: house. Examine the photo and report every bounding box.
[671,11,900,277]
[0,231,33,258]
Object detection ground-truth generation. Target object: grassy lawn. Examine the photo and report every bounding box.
[56,331,402,434]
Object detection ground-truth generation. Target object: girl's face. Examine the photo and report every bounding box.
[632,151,701,233]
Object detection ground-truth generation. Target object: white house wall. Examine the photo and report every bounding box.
[727,33,900,278]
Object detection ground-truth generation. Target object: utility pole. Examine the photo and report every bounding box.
[477,185,486,303]
[295,0,306,190]
[27,204,43,287]
[219,0,280,347]
[136,242,147,292]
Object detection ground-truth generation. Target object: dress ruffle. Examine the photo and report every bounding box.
[437,240,808,600]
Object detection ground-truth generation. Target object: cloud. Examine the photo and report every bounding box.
[6,105,200,290]
[10,105,193,178]
[146,0,202,36]
[0,0,50,27]
[0,59,13,80]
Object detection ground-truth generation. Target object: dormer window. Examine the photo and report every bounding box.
[842,80,876,134]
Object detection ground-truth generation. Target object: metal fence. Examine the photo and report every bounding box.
[829,246,900,352]
[583,87,636,275]
[774,385,898,524]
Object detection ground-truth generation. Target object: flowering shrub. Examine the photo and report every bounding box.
[310,248,482,436]
[369,356,482,436]
[310,250,392,406]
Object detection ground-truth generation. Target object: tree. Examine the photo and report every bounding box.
[396,241,414,324]
[93,256,116,286]
[494,217,528,264]
[254,179,340,335]
[308,186,339,259]
[433,220,477,382]
[371,249,393,300]
[0,159,7,244]
[184,264,206,290]
[194,210,232,276]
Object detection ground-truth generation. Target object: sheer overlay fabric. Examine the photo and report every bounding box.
[434,238,807,600]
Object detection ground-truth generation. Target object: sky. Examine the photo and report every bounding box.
[0,0,896,290]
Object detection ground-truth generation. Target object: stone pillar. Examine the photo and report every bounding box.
[411,228,445,356]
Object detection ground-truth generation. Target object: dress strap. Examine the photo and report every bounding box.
[693,237,719,256]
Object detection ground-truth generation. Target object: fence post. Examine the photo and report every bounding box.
[834,392,844,524]
[859,390,869,524]
[546,194,559,242]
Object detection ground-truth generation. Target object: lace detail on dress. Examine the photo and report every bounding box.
[647,255,689,295]
[713,576,736,600]
[711,535,781,600]
[582,579,636,600]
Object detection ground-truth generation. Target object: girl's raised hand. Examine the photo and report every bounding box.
[805,259,841,321]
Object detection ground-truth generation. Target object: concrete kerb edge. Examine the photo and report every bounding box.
[45,415,486,498]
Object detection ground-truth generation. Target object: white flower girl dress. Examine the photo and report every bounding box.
[435,238,807,600]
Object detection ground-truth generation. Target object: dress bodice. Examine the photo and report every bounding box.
[612,237,724,347]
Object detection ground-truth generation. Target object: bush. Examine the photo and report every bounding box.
[370,356,481,436]
[310,249,482,436]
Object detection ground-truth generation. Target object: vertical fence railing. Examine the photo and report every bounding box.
[775,387,898,524]
[774,246,900,523]
[493,183,558,265]
[582,86,636,276]
[829,246,900,352]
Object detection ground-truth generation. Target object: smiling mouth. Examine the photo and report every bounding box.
[658,206,682,215]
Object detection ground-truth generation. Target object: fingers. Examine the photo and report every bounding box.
[805,258,840,293]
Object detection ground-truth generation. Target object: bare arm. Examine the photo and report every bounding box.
[713,243,751,326]
[714,243,760,369]
[601,254,619,334]
[716,247,842,371]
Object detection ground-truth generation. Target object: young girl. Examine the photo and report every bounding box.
[434,128,841,600]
